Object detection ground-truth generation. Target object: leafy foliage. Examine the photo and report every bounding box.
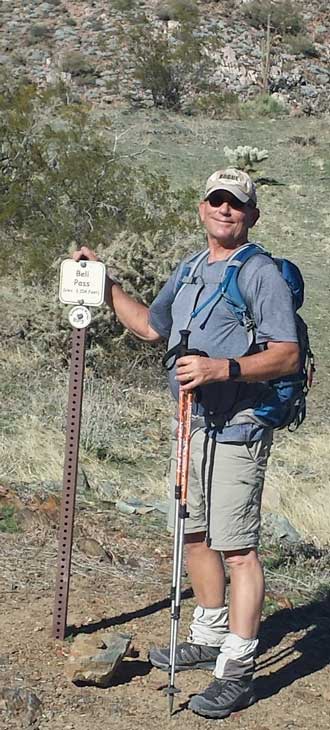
[241,92,288,118]
[284,33,319,58]
[122,12,213,110]
[193,91,240,119]
[0,506,20,533]
[28,24,53,45]
[155,0,199,23]
[0,75,199,287]
[243,0,304,36]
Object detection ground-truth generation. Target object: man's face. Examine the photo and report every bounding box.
[199,190,259,247]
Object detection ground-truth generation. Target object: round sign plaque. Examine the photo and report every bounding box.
[68,305,92,329]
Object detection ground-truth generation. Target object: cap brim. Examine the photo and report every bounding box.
[204,184,249,203]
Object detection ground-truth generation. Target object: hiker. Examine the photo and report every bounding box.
[73,168,300,719]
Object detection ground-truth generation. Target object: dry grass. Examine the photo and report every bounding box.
[266,428,330,545]
[0,342,171,501]
[1,331,329,543]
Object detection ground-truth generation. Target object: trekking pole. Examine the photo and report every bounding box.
[165,329,193,716]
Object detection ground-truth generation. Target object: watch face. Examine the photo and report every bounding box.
[229,359,241,379]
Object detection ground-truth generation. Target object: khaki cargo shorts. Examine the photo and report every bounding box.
[167,420,273,551]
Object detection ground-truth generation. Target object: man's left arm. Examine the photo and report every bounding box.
[175,341,299,390]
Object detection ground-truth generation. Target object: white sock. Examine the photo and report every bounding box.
[214,632,258,679]
[187,605,229,647]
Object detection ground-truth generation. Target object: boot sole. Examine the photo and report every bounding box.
[189,692,255,718]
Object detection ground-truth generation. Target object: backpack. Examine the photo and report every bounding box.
[173,243,315,431]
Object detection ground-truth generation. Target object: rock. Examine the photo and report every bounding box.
[115,499,136,515]
[0,688,42,726]
[76,537,112,561]
[115,497,169,515]
[97,482,116,502]
[262,513,302,544]
[301,84,318,98]
[65,632,132,686]
[148,499,169,514]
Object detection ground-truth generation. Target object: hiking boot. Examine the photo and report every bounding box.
[188,677,255,718]
[149,641,220,672]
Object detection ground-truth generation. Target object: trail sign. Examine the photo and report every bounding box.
[59,259,106,307]
[53,257,106,640]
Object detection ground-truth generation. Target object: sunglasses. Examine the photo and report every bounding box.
[206,192,249,210]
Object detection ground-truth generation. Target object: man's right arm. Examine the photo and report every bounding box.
[72,246,161,343]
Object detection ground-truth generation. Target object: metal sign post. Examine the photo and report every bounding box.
[52,259,105,640]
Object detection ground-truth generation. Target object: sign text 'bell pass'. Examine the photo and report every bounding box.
[59,259,106,307]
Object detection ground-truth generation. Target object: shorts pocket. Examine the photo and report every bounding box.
[245,435,272,465]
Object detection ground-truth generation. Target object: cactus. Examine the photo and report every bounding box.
[223,145,268,171]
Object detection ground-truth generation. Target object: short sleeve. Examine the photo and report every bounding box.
[239,256,298,344]
[148,266,179,339]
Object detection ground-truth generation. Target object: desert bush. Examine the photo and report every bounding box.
[155,0,199,23]
[110,0,136,11]
[0,76,199,284]
[241,92,287,118]
[193,90,240,119]
[28,24,53,44]
[122,12,210,110]
[285,33,319,58]
[61,52,97,78]
[243,0,304,36]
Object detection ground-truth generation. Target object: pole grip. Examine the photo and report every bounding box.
[178,329,190,357]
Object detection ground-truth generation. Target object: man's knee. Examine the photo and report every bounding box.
[223,547,259,569]
[184,531,206,556]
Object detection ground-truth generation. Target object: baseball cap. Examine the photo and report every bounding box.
[204,168,257,206]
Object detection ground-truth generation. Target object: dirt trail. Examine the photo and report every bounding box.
[0,507,329,730]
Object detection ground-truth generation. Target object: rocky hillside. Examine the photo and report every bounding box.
[1,0,330,114]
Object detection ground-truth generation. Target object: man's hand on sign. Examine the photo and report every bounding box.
[72,246,98,262]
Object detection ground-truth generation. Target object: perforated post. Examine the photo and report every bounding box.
[52,326,87,640]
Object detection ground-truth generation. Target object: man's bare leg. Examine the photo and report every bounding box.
[185,532,226,608]
[188,546,263,717]
[224,548,264,638]
[185,539,263,638]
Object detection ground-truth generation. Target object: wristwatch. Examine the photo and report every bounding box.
[228,358,241,380]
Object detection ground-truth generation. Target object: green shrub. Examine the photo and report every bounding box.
[28,24,53,44]
[0,77,199,284]
[136,44,182,109]
[241,92,288,118]
[243,0,304,35]
[194,90,239,119]
[110,0,136,11]
[0,506,20,533]
[285,33,319,57]
[123,12,207,110]
[155,0,199,23]
[61,52,97,78]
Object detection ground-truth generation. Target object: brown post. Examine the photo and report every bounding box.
[52,325,87,640]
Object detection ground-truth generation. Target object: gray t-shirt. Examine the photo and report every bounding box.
[149,244,298,442]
